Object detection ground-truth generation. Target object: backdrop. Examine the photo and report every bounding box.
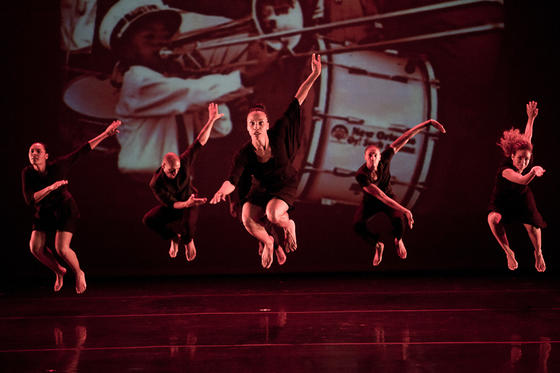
[6,0,560,280]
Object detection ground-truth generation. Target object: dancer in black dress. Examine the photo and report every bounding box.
[22,120,122,293]
[488,101,546,272]
[143,103,223,261]
[210,54,321,268]
[354,119,446,266]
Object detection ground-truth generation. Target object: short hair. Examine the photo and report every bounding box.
[364,144,380,154]
[248,103,268,117]
[497,128,533,157]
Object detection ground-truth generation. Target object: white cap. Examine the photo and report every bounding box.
[99,0,182,50]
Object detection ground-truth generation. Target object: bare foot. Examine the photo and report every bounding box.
[275,245,286,265]
[261,239,274,269]
[535,251,546,272]
[75,271,87,294]
[185,241,196,262]
[169,239,178,258]
[396,239,407,259]
[283,219,297,253]
[505,249,518,270]
[373,242,384,266]
[54,267,67,292]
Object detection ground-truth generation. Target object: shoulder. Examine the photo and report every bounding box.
[22,165,34,177]
[382,147,395,159]
[149,169,164,188]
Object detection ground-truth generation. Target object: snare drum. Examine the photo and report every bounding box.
[297,41,440,207]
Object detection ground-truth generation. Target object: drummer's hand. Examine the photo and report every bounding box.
[208,103,225,123]
[105,120,122,136]
[429,119,446,134]
[210,191,227,204]
[311,53,321,76]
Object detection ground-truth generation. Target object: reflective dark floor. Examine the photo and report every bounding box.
[1,273,559,372]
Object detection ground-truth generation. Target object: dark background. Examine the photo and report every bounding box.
[4,0,560,284]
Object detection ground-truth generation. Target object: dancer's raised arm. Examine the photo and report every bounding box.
[196,103,225,146]
[523,101,538,143]
[88,120,122,150]
[294,53,321,105]
[390,119,445,153]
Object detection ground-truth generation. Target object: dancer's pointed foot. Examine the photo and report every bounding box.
[275,245,286,265]
[54,267,67,292]
[283,219,297,252]
[185,241,196,262]
[535,251,546,272]
[373,242,384,266]
[261,238,274,269]
[169,239,179,258]
[396,239,407,259]
[75,270,86,294]
[505,249,518,271]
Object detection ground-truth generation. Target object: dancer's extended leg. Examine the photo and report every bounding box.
[55,231,86,294]
[488,212,518,270]
[266,198,296,253]
[30,230,67,291]
[242,203,274,268]
[524,224,545,272]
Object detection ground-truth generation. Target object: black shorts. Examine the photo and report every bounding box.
[245,183,297,210]
[32,198,80,233]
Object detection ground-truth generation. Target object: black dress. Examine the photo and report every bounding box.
[22,143,92,233]
[228,98,301,208]
[143,141,202,242]
[353,147,406,246]
[488,160,546,228]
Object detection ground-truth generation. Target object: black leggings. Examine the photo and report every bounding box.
[353,203,406,246]
[142,205,198,243]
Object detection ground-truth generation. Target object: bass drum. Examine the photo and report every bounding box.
[297,40,440,207]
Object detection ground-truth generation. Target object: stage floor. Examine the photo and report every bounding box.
[1,272,559,372]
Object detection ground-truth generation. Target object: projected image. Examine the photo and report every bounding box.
[60,0,502,207]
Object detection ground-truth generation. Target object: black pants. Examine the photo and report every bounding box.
[353,202,406,246]
[142,205,198,243]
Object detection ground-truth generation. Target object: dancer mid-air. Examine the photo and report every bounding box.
[354,119,446,266]
[210,54,322,268]
[143,103,224,261]
[488,101,546,272]
[22,120,122,293]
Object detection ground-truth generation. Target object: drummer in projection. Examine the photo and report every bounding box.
[354,119,446,267]
[210,54,321,269]
[98,0,244,172]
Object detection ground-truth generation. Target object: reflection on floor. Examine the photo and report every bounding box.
[0,273,558,372]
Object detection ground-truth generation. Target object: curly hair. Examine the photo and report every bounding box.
[497,128,532,157]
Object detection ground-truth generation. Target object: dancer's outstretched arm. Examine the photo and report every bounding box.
[210,181,236,204]
[390,119,445,154]
[196,103,224,146]
[294,53,321,105]
[362,184,414,228]
[502,166,545,185]
[88,120,122,150]
[523,101,538,143]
